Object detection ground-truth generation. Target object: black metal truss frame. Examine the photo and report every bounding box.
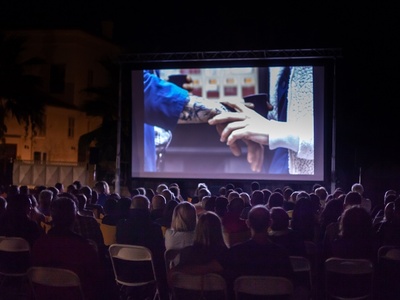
[119,48,342,64]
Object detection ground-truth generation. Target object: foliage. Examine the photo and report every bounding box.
[0,33,47,142]
[80,56,131,184]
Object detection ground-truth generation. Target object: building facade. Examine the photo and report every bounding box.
[2,29,122,188]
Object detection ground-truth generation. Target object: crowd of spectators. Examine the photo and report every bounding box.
[0,179,398,299]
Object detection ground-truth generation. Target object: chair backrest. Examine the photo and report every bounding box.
[234,276,293,299]
[99,223,117,246]
[290,256,311,273]
[27,266,85,300]
[377,245,400,299]
[108,244,157,285]
[0,237,31,276]
[0,236,30,252]
[290,256,313,299]
[378,245,400,261]
[170,271,228,300]
[324,257,374,299]
[108,244,159,300]
[304,240,319,268]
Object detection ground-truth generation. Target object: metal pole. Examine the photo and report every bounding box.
[330,58,337,194]
[114,63,122,195]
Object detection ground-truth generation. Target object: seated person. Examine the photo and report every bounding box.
[174,211,228,274]
[31,197,106,300]
[219,205,294,298]
[116,195,168,300]
[268,207,306,256]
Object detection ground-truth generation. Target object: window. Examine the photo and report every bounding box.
[50,64,66,93]
[68,117,75,138]
[33,152,41,162]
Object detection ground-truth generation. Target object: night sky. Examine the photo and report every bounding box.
[1,1,400,195]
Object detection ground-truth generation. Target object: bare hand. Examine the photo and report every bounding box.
[208,101,270,146]
[213,107,265,172]
[243,139,264,172]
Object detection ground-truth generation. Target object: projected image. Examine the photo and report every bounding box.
[130,65,325,181]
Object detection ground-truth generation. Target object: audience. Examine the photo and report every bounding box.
[283,186,295,211]
[115,196,132,221]
[37,189,53,218]
[174,211,228,275]
[375,196,400,248]
[214,196,229,218]
[101,196,119,225]
[224,196,253,247]
[116,194,167,300]
[76,194,96,218]
[29,194,47,225]
[0,193,44,247]
[373,193,396,226]
[315,186,329,210]
[351,183,372,213]
[269,206,307,256]
[80,185,104,218]
[291,193,320,243]
[55,192,106,258]
[240,189,264,220]
[4,179,399,299]
[219,205,294,299]
[322,191,363,260]
[93,180,110,207]
[330,205,377,262]
[155,199,179,230]
[30,196,106,300]
[54,182,64,193]
[164,201,197,251]
[317,198,344,243]
[267,191,285,210]
[150,194,167,221]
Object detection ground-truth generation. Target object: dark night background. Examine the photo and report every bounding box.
[1,1,400,199]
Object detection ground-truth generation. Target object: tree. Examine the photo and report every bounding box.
[80,56,131,185]
[0,33,47,142]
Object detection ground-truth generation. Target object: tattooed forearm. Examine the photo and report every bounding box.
[178,95,228,124]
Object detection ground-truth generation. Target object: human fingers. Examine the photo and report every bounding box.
[219,120,249,143]
[244,140,264,172]
[208,112,246,125]
[182,82,194,92]
[215,123,241,156]
[229,142,242,157]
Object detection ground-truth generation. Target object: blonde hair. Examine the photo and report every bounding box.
[171,201,197,231]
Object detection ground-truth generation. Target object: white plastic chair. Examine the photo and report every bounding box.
[170,271,228,300]
[0,236,31,298]
[27,266,85,300]
[108,244,160,300]
[290,255,313,297]
[324,257,374,300]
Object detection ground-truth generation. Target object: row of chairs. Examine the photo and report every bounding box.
[110,243,295,300]
[0,236,86,299]
[113,243,378,300]
[1,235,399,300]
